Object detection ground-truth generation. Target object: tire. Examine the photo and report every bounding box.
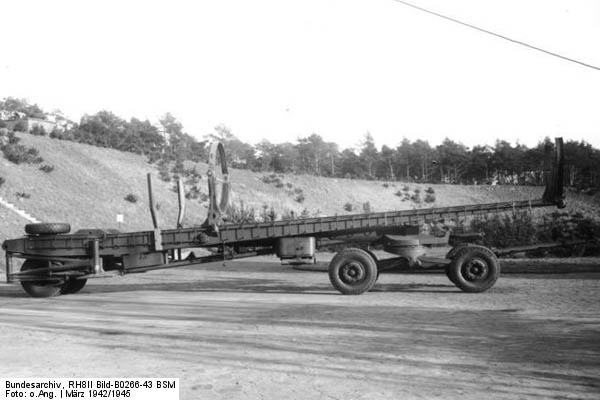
[61,278,87,295]
[328,248,378,295]
[448,245,500,293]
[444,265,457,284]
[20,259,64,298]
[25,223,71,235]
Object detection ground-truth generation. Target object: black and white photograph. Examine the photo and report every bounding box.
[1,1,599,399]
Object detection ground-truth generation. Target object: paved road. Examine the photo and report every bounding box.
[1,259,599,399]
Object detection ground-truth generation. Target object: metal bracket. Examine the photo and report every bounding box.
[203,142,230,229]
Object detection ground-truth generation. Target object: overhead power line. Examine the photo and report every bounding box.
[391,0,600,71]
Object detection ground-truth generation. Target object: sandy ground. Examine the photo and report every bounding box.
[1,257,599,400]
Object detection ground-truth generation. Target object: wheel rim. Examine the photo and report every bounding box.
[339,261,366,284]
[461,257,489,281]
[21,260,64,289]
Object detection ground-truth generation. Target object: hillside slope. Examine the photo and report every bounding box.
[1,133,598,265]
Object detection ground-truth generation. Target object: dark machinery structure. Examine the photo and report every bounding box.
[3,139,566,297]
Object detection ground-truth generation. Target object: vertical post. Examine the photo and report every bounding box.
[177,178,185,229]
[5,254,13,283]
[91,239,103,274]
[147,173,159,229]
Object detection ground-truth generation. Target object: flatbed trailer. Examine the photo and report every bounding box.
[3,139,566,297]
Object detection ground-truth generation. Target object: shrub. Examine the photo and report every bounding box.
[0,176,5,187]
[13,121,26,132]
[7,131,20,144]
[16,192,31,199]
[171,159,184,174]
[402,185,410,192]
[199,192,209,202]
[2,143,43,164]
[414,188,421,194]
[185,186,201,200]
[363,202,372,213]
[260,204,277,222]
[410,193,421,203]
[471,211,537,249]
[124,194,139,203]
[158,165,171,182]
[293,187,305,203]
[425,187,435,194]
[39,164,55,173]
[30,125,46,136]
[424,193,435,203]
[344,202,353,212]
[394,190,403,197]
[286,182,293,189]
[382,183,389,188]
[275,181,285,189]
[227,201,257,224]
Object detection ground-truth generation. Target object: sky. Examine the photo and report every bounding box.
[1,0,599,150]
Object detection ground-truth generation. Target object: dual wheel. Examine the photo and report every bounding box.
[20,259,87,298]
[328,245,500,295]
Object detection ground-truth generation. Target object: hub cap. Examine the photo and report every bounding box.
[462,257,489,281]
[340,261,366,284]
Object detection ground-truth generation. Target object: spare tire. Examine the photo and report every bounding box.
[25,223,71,235]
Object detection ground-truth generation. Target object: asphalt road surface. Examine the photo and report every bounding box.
[1,258,599,399]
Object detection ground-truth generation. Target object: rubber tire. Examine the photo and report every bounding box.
[444,265,457,285]
[61,278,87,295]
[20,260,64,298]
[448,245,500,293]
[445,244,472,284]
[25,223,71,235]
[328,248,378,295]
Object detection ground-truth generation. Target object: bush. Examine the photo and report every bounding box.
[185,186,201,200]
[30,125,46,136]
[471,211,537,249]
[424,193,435,203]
[344,202,353,212]
[394,190,403,197]
[13,121,26,132]
[16,192,31,199]
[124,194,139,203]
[0,176,5,187]
[171,159,184,174]
[382,183,389,188]
[363,202,372,213]
[226,202,257,223]
[2,143,44,164]
[260,204,277,222]
[410,192,421,203]
[159,167,171,182]
[293,187,305,203]
[425,187,435,194]
[39,164,55,173]
[402,185,410,192]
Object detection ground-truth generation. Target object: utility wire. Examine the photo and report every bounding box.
[391,0,600,71]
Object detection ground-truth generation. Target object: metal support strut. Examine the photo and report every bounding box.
[204,142,230,229]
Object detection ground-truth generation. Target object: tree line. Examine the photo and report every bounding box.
[2,97,599,189]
